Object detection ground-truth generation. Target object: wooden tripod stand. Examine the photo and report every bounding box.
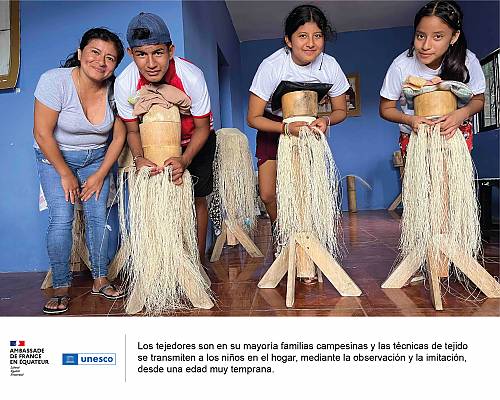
[258,232,361,307]
[257,90,361,307]
[382,91,500,309]
[210,220,264,262]
[382,238,500,310]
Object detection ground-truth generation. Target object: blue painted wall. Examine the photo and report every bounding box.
[1,1,497,272]
[461,1,499,217]
[462,0,499,177]
[182,0,244,131]
[0,1,185,272]
[240,26,414,211]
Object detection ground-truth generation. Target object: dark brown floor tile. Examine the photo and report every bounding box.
[209,282,257,311]
[166,309,251,317]
[207,259,269,284]
[64,291,125,316]
[1,211,498,317]
[252,279,363,311]
[342,262,394,281]
[363,307,498,316]
[481,261,500,277]
[474,298,500,314]
[250,309,366,316]
[357,280,481,310]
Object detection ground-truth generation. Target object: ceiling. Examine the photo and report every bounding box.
[225,1,427,42]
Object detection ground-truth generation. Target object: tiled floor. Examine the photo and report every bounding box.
[1,210,498,316]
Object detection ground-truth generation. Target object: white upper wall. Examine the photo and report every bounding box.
[226,0,426,42]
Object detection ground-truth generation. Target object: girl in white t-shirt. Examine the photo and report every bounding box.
[248,4,349,225]
[379,0,485,156]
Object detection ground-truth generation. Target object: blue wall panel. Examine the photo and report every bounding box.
[1,0,497,272]
[182,0,244,131]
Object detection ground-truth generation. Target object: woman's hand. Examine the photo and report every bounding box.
[409,115,435,133]
[433,109,467,139]
[80,172,105,202]
[309,116,329,134]
[60,172,80,204]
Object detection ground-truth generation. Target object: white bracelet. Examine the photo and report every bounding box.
[321,115,331,126]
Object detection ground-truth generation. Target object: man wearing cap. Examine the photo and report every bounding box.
[115,12,215,261]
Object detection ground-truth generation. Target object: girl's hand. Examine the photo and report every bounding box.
[60,173,80,204]
[80,172,105,202]
[434,109,467,139]
[309,116,329,134]
[286,121,308,137]
[410,115,435,133]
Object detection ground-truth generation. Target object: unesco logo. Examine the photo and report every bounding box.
[62,353,116,366]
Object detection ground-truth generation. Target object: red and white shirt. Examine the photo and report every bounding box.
[115,57,213,146]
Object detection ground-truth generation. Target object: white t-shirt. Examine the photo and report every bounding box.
[380,49,485,133]
[114,57,212,145]
[250,48,350,116]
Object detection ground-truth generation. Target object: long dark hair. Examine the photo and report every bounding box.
[61,27,124,77]
[283,4,335,46]
[408,1,469,83]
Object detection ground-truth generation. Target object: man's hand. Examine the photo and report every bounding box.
[135,156,162,176]
[164,156,188,185]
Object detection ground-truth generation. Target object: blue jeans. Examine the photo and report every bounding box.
[35,147,111,288]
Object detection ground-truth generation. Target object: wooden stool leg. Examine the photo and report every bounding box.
[382,251,421,288]
[228,222,264,258]
[226,228,238,245]
[437,254,449,278]
[258,246,289,288]
[41,269,53,290]
[317,267,323,283]
[296,245,315,278]
[125,285,144,314]
[427,249,443,310]
[210,224,227,262]
[439,241,500,298]
[198,264,211,286]
[296,233,361,296]
[285,237,297,308]
[388,193,402,211]
[179,257,214,309]
[107,241,129,280]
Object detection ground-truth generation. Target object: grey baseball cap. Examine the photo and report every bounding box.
[126,12,171,48]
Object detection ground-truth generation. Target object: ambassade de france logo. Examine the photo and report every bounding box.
[9,340,50,376]
[62,353,116,366]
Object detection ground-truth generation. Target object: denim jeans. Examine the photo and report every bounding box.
[35,147,111,288]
